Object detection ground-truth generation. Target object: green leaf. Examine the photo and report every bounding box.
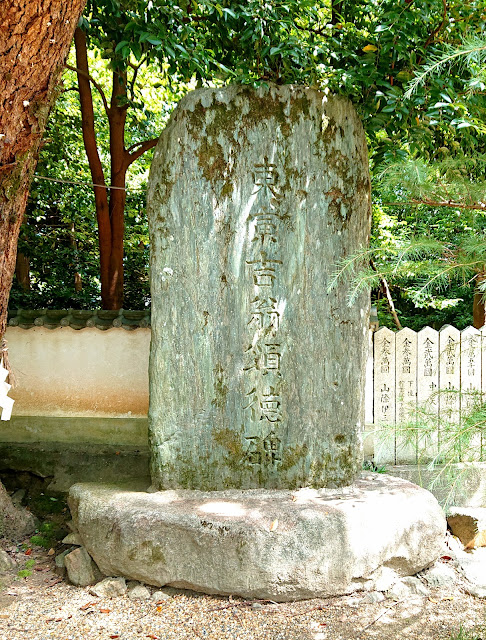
[114,40,129,53]
[146,37,163,46]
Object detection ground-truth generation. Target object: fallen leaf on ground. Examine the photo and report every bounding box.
[47,548,55,556]
[80,602,98,610]
[146,635,159,639]
[270,519,279,531]
[24,548,32,556]
[100,609,111,613]
[109,635,120,638]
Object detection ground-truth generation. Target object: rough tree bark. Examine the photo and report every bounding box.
[0,0,86,340]
[0,0,85,541]
[73,28,158,310]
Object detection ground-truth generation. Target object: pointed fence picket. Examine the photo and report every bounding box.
[367,324,486,465]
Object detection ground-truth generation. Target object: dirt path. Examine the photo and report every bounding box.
[0,542,485,640]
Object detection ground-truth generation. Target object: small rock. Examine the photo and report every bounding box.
[465,584,486,598]
[54,549,71,577]
[372,566,400,592]
[90,577,127,598]
[64,547,99,587]
[456,547,486,588]
[0,549,16,572]
[128,584,151,601]
[360,591,385,604]
[447,507,486,550]
[10,490,26,506]
[387,577,428,600]
[402,576,429,595]
[151,590,171,602]
[62,532,82,546]
[126,580,140,590]
[251,603,263,610]
[55,549,71,569]
[422,564,457,588]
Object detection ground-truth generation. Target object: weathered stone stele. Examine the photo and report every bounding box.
[147,85,371,490]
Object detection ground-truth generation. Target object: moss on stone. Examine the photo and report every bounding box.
[212,426,244,458]
[279,443,309,473]
[183,88,315,197]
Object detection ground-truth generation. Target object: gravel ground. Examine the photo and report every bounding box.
[0,543,486,640]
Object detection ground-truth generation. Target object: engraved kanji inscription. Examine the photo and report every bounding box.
[246,251,282,287]
[246,432,282,465]
[381,337,391,374]
[244,342,282,376]
[445,336,456,374]
[248,296,280,331]
[252,158,279,198]
[402,337,412,374]
[423,337,434,376]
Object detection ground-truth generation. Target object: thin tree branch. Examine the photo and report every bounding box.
[382,199,486,211]
[65,63,110,116]
[371,259,402,330]
[127,138,158,165]
[405,44,486,97]
[424,0,448,49]
[128,57,147,100]
[293,21,327,36]
[59,86,80,95]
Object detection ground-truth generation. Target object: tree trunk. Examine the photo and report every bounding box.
[75,29,127,310]
[0,0,86,340]
[74,28,157,310]
[15,252,31,291]
[0,0,85,541]
[106,70,129,311]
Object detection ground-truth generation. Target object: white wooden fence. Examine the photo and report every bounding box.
[366,325,486,464]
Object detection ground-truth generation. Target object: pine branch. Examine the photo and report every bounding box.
[405,38,486,98]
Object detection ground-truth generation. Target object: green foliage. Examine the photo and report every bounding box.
[17,0,486,318]
[378,390,486,506]
[29,535,50,549]
[16,569,32,579]
[30,520,66,549]
[82,0,330,85]
[450,627,486,640]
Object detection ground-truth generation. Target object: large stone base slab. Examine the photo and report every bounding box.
[68,474,446,601]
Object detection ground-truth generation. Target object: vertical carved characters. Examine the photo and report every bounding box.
[243,158,287,466]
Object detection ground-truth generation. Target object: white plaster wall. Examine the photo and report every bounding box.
[5,327,150,418]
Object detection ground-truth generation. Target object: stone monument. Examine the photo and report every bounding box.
[147,85,371,490]
[67,86,446,602]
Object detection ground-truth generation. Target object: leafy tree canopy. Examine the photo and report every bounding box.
[14,0,486,326]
